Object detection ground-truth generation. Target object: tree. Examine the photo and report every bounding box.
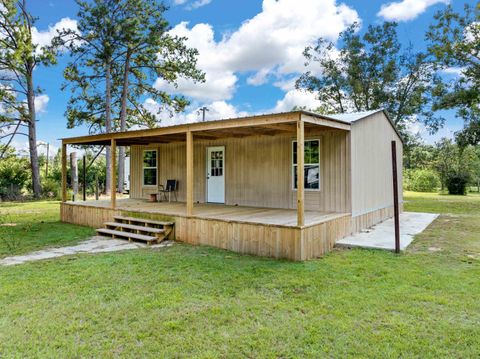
[113,0,204,192]
[427,4,480,145]
[58,0,122,194]
[433,138,459,190]
[296,22,445,141]
[58,0,204,194]
[0,0,57,198]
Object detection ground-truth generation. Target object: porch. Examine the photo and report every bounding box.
[60,111,354,260]
[63,198,349,227]
[60,199,352,260]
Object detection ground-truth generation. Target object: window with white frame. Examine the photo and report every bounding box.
[292,139,320,190]
[143,150,157,186]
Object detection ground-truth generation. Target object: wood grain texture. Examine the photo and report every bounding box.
[61,143,67,202]
[186,131,193,216]
[129,129,350,212]
[110,139,116,208]
[61,201,350,261]
[296,118,305,226]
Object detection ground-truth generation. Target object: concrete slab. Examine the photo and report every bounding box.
[0,236,174,266]
[336,212,439,251]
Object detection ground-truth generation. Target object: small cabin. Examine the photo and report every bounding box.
[60,109,403,261]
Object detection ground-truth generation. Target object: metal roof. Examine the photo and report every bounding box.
[325,109,383,123]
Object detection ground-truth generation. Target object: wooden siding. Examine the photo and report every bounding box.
[61,202,350,261]
[349,112,403,216]
[61,202,119,228]
[129,130,350,213]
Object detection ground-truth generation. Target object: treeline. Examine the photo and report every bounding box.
[0,0,204,199]
[0,145,107,201]
[404,139,480,194]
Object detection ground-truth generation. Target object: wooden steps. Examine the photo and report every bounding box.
[104,222,165,234]
[113,215,173,227]
[96,215,174,244]
[97,228,157,243]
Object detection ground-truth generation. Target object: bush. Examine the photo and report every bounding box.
[41,178,61,199]
[446,173,469,195]
[0,155,30,200]
[403,169,440,192]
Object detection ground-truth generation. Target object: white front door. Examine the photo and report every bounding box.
[206,146,225,203]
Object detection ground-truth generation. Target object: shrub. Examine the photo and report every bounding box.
[403,169,440,192]
[41,178,61,199]
[446,173,469,195]
[0,155,30,200]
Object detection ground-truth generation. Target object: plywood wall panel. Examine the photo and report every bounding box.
[130,130,350,212]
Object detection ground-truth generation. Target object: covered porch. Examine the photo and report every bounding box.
[60,111,353,260]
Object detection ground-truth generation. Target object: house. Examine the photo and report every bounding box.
[60,109,403,261]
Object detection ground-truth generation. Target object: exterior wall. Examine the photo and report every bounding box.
[130,129,351,212]
[350,112,403,217]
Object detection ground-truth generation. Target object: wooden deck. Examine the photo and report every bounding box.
[64,198,348,228]
[60,199,360,260]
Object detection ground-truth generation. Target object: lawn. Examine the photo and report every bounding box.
[0,201,94,258]
[0,194,479,357]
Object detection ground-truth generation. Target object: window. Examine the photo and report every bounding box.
[210,150,223,177]
[293,139,320,190]
[143,150,157,186]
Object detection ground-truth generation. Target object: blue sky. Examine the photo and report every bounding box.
[11,0,475,154]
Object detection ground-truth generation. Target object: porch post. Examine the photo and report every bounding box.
[297,117,305,227]
[186,130,194,216]
[110,138,116,209]
[61,142,67,202]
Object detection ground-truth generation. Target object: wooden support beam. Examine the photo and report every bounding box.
[70,152,78,201]
[186,130,194,216]
[110,138,116,209]
[61,142,67,202]
[297,118,305,227]
[391,140,400,253]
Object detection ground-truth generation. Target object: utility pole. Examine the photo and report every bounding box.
[198,106,209,121]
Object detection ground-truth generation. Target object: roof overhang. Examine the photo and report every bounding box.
[61,111,351,146]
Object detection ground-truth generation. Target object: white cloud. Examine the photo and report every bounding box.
[34,94,49,114]
[405,117,462,145]
[173,0,188,4]
[271,89,321,112]
[31,17,79,51]
[158,0,359,103]
[155,22,237,101]
[143,98,248,127]
[246,68,272,86]
[187,0,212,10]
[377,0,449,22]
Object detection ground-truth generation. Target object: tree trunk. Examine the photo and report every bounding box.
[117,48,131,194]
[105,59,113,194]
[26,68,42,198]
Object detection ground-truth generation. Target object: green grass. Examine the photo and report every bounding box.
[404,190,480,215]
[0,201,94,258]
[0,195,479,357]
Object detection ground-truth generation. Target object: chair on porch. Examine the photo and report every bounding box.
[158,179,178,202]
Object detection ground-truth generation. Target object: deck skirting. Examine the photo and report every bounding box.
[60,203,398,261]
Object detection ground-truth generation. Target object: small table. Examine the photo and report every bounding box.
[149,193,158,202]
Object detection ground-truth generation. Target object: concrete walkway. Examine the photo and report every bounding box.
[0,237,174,266]
[336,212,439,251]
